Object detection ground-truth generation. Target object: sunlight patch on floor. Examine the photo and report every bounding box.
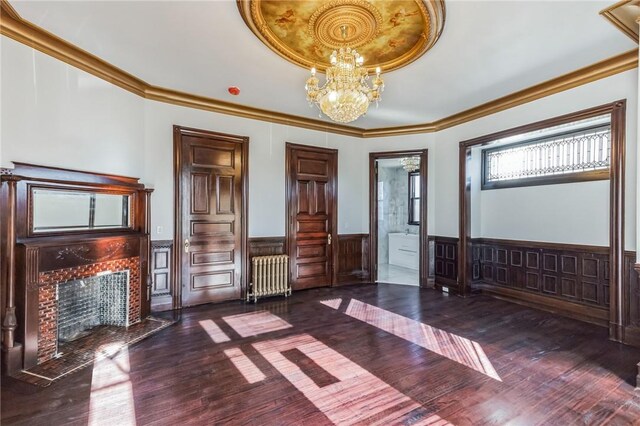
[253,333,451,425]
[319,298,342,309]
[88,344,136,426]
[199,319,231,343]
[326,298,502,381]
[223,347,266,384]
[223,311,292,337]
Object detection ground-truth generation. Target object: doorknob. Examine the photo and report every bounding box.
[327,234,332,245]
[184,239,190,253]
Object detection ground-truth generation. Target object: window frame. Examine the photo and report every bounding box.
[481,124,611,190]
[407,171,420,225]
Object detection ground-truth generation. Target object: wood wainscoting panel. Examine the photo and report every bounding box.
[471,238,615,326]
[431,236,459,292]
[336,234,370,285]
[624,255,640,347]
[248,235,369,287]
[248,237,286,287]
[248,237,286,258]
[151,240,174,312]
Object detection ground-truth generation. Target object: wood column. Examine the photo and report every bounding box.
[1,175,23,372]
[140,188,154,318]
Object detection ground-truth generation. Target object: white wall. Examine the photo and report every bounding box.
[468,145,610,245]
[143,101,366,239]
[1,37,367,240]
[2,37,637,250]
[429,70,637,250]
[0,38,145,177]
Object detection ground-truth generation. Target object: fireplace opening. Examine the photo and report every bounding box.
[56,271,130,348]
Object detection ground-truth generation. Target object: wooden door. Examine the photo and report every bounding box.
[286,143,337,290]
[174,126,248,307]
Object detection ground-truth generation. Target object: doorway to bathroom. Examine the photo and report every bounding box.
[369,150,428,287]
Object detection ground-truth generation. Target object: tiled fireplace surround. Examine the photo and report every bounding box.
[37,257,141,364]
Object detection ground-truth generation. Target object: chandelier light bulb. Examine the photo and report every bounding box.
[305,45,385,123]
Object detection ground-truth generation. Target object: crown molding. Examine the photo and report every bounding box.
[0,0,19,20]
[0,1,364,138]
[144,85,363,137]
[364,49,639,137]
[1,0,637,139]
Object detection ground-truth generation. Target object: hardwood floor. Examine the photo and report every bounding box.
[3,284,640,425]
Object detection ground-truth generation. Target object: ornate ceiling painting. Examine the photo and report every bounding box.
[237,0,446,72]
[600,0,640,42]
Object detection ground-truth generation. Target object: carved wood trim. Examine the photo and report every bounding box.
[458,100,627,343]
[55,241,131,262]
[0,163,151,373]
[471,238,616,315]
[2,177,18,353]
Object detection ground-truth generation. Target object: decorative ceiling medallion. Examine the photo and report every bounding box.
[600,0,640,42]
[237,0,445,72]
[309,0,382,50]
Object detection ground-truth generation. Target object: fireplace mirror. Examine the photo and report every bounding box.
[32,188,131,234]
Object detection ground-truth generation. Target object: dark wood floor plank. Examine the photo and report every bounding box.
[2,284,640,425]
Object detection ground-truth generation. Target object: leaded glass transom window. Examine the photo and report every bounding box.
[482,116,611,189]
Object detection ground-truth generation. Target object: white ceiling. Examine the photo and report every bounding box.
[11,0,636,129]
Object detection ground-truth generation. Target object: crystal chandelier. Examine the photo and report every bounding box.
[305,27,384,123]
[400,157,420,172]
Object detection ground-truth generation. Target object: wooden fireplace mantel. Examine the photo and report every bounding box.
[1,163,153,373]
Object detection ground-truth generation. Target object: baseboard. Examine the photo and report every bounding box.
[434,277,459,294]
[336,272,370,286]
[623,325,640,347]
[476,283,608,327]
[151,294,174,312]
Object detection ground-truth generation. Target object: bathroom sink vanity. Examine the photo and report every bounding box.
[388,233,419,270]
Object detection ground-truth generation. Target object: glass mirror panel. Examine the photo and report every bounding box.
[32,189,131,233]
[94,193,129,228]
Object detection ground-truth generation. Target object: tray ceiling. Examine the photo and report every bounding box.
[7,0,637,129]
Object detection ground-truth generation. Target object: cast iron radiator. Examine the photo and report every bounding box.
[247,255,291,303]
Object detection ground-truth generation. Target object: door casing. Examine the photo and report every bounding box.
[369,150,429,287]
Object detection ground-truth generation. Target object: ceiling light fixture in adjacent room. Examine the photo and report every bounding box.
[305,25,384,123]
[400,157,420,172]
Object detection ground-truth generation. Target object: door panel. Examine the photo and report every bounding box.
[287,144,337,290]
[176,127,247,307]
